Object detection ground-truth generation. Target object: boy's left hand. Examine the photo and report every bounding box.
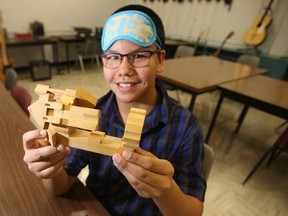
[112,147,175,198]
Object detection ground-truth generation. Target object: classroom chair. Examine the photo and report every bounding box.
[4,68,18,90]
[11,85,32,116]
[203,143,215,180]
[76,37,101,73]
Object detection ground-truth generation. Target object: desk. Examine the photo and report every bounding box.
[205,75,288,143]
[57,35,85,72]
[0,84,110,216]
[158,56,267,111]
[7,37,59,70]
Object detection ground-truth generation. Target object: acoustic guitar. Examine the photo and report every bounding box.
[243,0,274,46]
[213,31,234,57]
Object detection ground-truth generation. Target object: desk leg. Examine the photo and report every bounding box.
[65,42,70,72]
[188,94,197,112]
[53,43,60,74]
[205,93,224,144]
[235,105,249,133]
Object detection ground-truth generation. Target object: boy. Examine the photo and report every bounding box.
[23,4,206,216]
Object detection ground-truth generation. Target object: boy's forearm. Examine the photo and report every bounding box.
[42,168,76,196]
[153,180,203,216]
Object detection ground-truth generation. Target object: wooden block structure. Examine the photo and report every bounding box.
[28,84,146,156]
[123,108,146,148]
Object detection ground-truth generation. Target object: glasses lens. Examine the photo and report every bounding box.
[129,51,152,67]
[102,53,121,68]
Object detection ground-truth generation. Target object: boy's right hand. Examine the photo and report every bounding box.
[23,129,70,179]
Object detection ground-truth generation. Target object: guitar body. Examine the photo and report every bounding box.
[243,14,272,46]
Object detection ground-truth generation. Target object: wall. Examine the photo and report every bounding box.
[129,0,288,57]
[1,0,287,67]
[1,0,126,36]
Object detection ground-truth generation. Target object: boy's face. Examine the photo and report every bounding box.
[102,40,165,106]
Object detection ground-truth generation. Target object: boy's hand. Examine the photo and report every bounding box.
[112,147,174,198]
[23,129,70,179]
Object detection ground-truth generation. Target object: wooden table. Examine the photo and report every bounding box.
[158,56,267,111]
[0,84,110,216]
[205,75,288,143]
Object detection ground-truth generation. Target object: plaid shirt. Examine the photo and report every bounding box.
[64,79,206,216]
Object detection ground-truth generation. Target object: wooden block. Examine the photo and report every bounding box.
[122,107,146,148]
[61,105,100,130]
[91,131,105,136]
[75,86,98,107]
[125,122,143,134]
[88,131,105,144]
[43,115,62,125]
[44,101,63,110]
[63,88,76,97]
[58,95,75,105]
[130,107,147,115]
[34,84,50,95]
[28,99,48,128]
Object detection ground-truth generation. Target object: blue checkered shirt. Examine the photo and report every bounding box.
[64,79,206,216]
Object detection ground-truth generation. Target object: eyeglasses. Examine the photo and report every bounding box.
[101,50,160,69]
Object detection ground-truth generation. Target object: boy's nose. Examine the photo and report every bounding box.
[118,57,135,76]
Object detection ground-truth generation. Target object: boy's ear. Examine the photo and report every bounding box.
[157,50,166,73]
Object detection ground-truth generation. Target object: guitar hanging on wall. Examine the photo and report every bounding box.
[213,31,234,57]
[193,30,205,55]
[243,0,274,46]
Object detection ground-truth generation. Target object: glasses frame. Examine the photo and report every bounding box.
[101,50,160,69]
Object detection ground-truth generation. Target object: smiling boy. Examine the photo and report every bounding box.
[23,4,206,216]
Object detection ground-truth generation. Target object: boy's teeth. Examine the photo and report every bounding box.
[119,83,133,88]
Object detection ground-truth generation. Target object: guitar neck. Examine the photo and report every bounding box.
[194,31,205,56]
[258,0,274,25]
[213,31,234,57]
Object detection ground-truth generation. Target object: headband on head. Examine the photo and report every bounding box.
[101,10,162,51]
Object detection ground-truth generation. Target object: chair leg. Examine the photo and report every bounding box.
[95,55,101,68]
[266,148,282,168]
[242,147,275,185]
[79,55,85,73]
[275,121,288,132]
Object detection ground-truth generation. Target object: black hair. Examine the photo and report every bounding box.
[113,4,166,49]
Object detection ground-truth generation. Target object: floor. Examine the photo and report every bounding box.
[18,65,288,216]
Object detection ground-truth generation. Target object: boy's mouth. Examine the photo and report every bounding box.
[117,82,137,88]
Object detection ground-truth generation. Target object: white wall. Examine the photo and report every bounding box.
[1,0,127,36]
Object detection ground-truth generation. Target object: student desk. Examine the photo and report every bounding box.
[6,37,59,70]
[0,84,110,216]
[158,56,267,111]
[205,75,288,143]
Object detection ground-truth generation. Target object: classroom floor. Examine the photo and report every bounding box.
[18,65,288,216]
